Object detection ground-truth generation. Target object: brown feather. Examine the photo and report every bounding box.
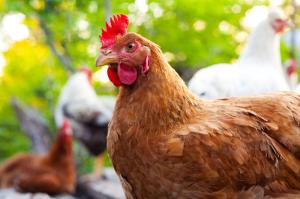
[107,33,300,199]
[0,128,75,195]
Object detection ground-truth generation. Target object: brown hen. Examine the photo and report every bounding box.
[96,15,300,199]
[0,120,75,195]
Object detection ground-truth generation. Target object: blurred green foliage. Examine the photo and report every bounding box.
[0,0,298,172]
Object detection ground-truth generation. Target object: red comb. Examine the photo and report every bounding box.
[60,119,72,140]
[62,119,70,129]
[286,59,297,76]
[100,14,129,49]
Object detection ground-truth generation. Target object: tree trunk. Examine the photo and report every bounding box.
[74,179,117,199]
[10,97,51,154]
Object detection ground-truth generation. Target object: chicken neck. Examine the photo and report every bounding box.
[43,135,73,167]
[237,20,281,69]
[115,45,205,134]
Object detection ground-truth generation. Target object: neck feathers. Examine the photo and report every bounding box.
[237,20,281,68]
[45,134,73,164]
[116,44,203,133]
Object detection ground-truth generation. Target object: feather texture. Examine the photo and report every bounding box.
[106,33,300,199]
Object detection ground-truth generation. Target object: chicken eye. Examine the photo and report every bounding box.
[200,92,206,96]
[125,42,137,53]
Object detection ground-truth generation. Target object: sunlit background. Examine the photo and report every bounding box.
[0,0,299,171]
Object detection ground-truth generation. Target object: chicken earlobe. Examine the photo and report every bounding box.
[141,55,149,75]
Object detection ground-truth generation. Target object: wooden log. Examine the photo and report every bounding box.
[74,178,116,199]
[10,97,51,154]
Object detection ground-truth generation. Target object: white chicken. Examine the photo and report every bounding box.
[188,8,291,99]
[55,67,115,180]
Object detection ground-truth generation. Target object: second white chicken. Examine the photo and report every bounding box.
[188,8,291,99]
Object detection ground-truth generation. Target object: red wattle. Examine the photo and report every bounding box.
[118,63,137,85]
[107,67,122,87]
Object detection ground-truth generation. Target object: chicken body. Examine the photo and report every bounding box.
[96,32,300,198]
[188,8,290,99]
[55,70,115,156]
[110,93,300,199]
[0,122,75,195]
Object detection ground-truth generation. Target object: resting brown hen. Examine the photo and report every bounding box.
[0,120,75,195]
[96,15,300,199]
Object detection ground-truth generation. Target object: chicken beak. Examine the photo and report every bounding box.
[96,52,118,67]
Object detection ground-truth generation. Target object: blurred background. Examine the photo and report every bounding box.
[0,0,299,173]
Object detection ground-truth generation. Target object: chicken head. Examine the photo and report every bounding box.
[268,8,292,33]
[96,15,151,87]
